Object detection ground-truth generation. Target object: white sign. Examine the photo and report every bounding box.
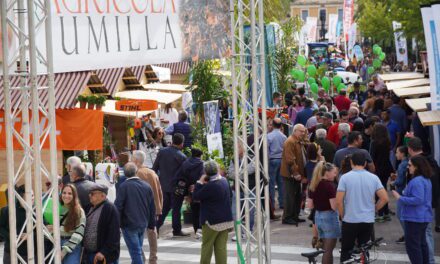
[392,21,408,66]
[347,23,357,59]
[29,0,230,73]
[207,132,224,158]
[328,14,338,43]
[306,17,318,42]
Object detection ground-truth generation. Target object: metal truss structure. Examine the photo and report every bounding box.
[1,0,61,263]
[230,0,270,263]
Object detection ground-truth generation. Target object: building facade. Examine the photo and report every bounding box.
[290,0,344,41]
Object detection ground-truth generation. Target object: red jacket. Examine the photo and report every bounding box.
[327,122,353,146]
[334,95,352,111]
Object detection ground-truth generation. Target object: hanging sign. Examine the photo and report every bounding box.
[115,99,158,111]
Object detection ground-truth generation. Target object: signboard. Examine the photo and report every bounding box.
[392,21,408,66]
[115,99,158,111]
[343,0,354,41]
[347,23,357,59]
[26,0,230,73]
[306,17,318,42]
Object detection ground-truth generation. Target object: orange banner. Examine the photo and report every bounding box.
[115,99,158,111]
[0,109,103,150]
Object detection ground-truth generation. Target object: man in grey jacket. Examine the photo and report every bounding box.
[71,165,95,211]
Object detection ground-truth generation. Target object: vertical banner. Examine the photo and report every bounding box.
[203,100,224,158]
[328,14,338,44]
[343,0,354,41]
[392,21,408,66]
[421,4,440,162]
[347,23,357,59]
[306,17,318,42]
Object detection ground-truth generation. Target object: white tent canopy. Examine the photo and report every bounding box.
[143,83,188,93]
[393,86,431,98]
[115,90,182,105]
[386,78,430,90]
[405,97,430,112]
[151,66,171,82]
[379,72,425,82]
[101,100,155,117]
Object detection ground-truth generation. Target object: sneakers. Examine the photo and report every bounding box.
[395,236,405,244]
[375,216,385,223]
[194,231,202,239]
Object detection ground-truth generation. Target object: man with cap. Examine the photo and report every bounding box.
[83,183,120,264]
[115,162,156,264]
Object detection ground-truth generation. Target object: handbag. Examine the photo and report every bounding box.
[93,255,107,264]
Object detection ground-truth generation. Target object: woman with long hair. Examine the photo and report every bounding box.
[308,162,340,264]
[392,156,432,264]
[59,184,86,263]
[152,127,167,148]
[370,123,394,222]
[160,103,179,126]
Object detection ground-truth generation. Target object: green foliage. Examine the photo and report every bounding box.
[356,0,431,47]
[186,61,228,120]
[272,16,303,96]
[77,94,87,102]
[95,95,106,106]
[86,96,97,104]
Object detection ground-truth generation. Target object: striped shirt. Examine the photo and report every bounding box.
[60,207,86,255]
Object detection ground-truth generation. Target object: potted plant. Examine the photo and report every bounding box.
[77,95,88,109]
[95,95,106,110]
[87,96,96,110]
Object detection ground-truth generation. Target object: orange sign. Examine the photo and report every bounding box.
[0,109,103,150]
[115,99,158,111]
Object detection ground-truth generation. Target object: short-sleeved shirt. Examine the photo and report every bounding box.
[333,147,372,169]
[337,169,384,223]
[310,180,337,211]
[386,120,401,147]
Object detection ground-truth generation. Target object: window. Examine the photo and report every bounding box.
[301,10,309,21]
[338,8,343,21]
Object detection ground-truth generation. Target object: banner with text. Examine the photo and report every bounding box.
[0,109,103,150]
[343,0,354,41]
[392,21,408,66]
[27,0,230,73]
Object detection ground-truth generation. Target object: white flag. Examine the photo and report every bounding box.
[328,14,338,43]
[392,21,408,66]
[306,17,318,42]
[347,23,357,59]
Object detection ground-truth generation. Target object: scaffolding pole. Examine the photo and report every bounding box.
[230,0,270,263]
[1,0,61,263]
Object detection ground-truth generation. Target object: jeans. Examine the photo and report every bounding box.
[156,192,184,233]
[426,222,435,264]
[122,227,146,264]
[269,159,284,208]
[61,238,82,264]
[404,221,429,264]
[340,222,374,263]
[200,225,229,264]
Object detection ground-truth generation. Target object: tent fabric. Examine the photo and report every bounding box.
[0,71,91,109]
[154,61,191,75]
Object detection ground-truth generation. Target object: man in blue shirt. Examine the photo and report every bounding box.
[295,98,314,126]
[336,152,389,262]
[382,110,401,169]
[115,162,156,264]
[267,118,287,211]
[389,96,407,132]
[153,133,188,236]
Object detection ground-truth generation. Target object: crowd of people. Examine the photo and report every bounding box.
[268,79,439,263]
[0,78,439,264]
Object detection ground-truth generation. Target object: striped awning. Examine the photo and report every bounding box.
[96,68,125,96]
[154,61,191,75]
[0,71,91,109]
[131,65,147,81]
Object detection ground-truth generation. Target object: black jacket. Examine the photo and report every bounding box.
[87,200,120,263]
[153,146,186,193]
[178,157,204,186]
[0,202,27,256]
[73,178,95,211]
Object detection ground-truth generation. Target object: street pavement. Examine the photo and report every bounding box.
[0,198,439,263]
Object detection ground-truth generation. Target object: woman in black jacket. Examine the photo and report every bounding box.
[370,124,394,222]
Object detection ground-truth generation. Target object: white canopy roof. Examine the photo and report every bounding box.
[386,78,430,90]
[405,97,430,112]
[101,100,155,117]
[115,90,182,104]
[379,72,425,82]
[151,66,171,82]
[142,83,188,93]
[418,110,440,126]
[393,86,431,98]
